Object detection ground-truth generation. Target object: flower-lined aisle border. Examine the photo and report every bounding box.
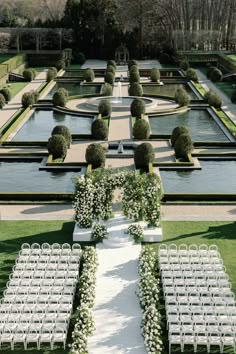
[138,247,163,353]
[70,246,98,354]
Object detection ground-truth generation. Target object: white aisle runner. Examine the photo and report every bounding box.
[88,243,146,354]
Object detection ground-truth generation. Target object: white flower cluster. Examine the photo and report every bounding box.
[138,248,163,354]
[91,223,108,242]
[128,223,144,243]
[143,176,162,227]
[70,247,98,354]
[123,172,144,221]
[73,176,95,228]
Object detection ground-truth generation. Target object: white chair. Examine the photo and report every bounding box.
[71,243,81,256]
[189,244,198,256]
[194,331,208,352]
[209,244,219,257]
[21,243,31,255]
[12,328,27,350]
[38,328,53,350]
[51,327,67,350]
[221,330,235,353]
[61,243,71,256]
[41,243,51,255]
[208,329,222,353]
[31,243,41,255]
[182,330,195,352]
[51,243,61,256]
[168,328,183,354]
[159,243,168,256]
[25,328,40,350]
[0,328,13,350]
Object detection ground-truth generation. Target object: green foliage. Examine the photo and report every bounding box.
[85,143,106,168]
[91,224,108,242]
[46,67,57,82]
[174,133,193,159]
[133,119,150,139]
[55,59,65,71]
[171,126,190,147]
[105,71,115,85]
[128,224,143,243]
[57,87,68,98]
[210,68,223,82]
[231,90,236,103]
[129,65,139,74]
[186,68,198,82]
[174,88,190,107]
[84,68,95,82]
[23,69,35,82]
[102,82,113,96]
[130,98,145,118]
[106,65,116,75]
[98,99,112,117]
[208,92,222,109]
[107,60,116,68]
[91,119,108,140]
[51,125,71,148]
[134,142,155,169]
[204,89,213,101]
[130,71,140,84]
[0,93,5,108]
[128,60,138,69]
[21,90,38,108]
[180,60,189,71]
[52,90,67,107]
[74,51,86,65]
[207,66,217,79]
[129,83,143,97]
[47,134,67,159]
[150,68,160,82]
[0,88,11,102]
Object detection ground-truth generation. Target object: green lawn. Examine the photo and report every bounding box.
[0,55,14,64]
[149,221,236,354]
[1,82,28,98]
[226,54,236,63]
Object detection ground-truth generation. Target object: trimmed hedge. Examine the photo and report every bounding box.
[174,88,190,107]
[130,98,145,118]
[204,90,222,109]
[98,99,112,117]
[107,60,116,68]
[47,67,57,82]
[21,90,38,108]
[51,125,71,148]
[74,51,86,65]
[130,71,140,84]
[180,60,189,71]
[47,134,67,159]
[129,65,139,74]
[209,68,223,82]
[134,142,155,169]
[23,69,35,82]
[84,68,95,82]
[186,68,198,82]
[106,65,116,75]
[91,119,108,140]
[0,88,11,102]
[128,60,138,69]
[174,133,193,159]
[52,90,67,107]
[85,143,106,168]
[129,83,143,97]
[133,119,150,139]
[171,126,190,147]
[0,94,5,109]
[150,68,160,82]
[55,59,66,71]
[105,71,115,85]
[102,83,113,96]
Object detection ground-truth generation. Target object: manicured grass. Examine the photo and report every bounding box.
[227,54,236,63]
[148,221,236,354]
[0,82,28,98]
[66,64,81,69]
[0,55,14,64]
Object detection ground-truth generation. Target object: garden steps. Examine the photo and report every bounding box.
[102,214,133,248]
[87,243,146,354]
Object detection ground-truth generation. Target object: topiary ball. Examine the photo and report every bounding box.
[134,142,155,169]
[47,68,57,82]
[84,68,95,82]
[23,69,34,82]
[174,133,193,159]
[21,92,35,108]
[150,68,160,82]
[209,68,223,82]
[174,88,190,107]
[129,65,139,74]
[231,90,236,104]
[186,68,198,82]
[130,98,145,118]
[129,71,140,84]
[107,60,116,68]
[47,134,67,159]
[102,83,113,96]
[129,83,143,97]
[208,93,222,109]
[52,90,67,107]
[171,126,190,147]
[0,88,11,103]
[106,65,116,75]
[105,71,115,85]
[133,119,150,139]
[98,99,112,117]
[85,143,106,168]
[128,60,138,69]
[91,119,108,140]
[55,59,66,71]
[51,125,71,148]
[0,93,6,108]
[180,60,190,71]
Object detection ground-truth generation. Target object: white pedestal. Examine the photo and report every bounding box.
[73,224,92,242]
[143,226,163,242]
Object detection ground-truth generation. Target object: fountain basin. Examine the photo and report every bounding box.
[84,96,156,111]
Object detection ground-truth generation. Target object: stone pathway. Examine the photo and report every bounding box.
[88,243,146,354]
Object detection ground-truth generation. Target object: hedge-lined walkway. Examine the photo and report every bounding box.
[0,71,46,130]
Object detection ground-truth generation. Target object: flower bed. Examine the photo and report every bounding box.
[70,246,98,353]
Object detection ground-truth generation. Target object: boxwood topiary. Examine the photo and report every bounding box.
[74,52,86,65]
[128,60,138,69]
[180,60,189,71]
[150,68,160,82]
[186,68,198,82]
[91,119,108,140]
[105,71,115,85]
[102,83,113,96]
[129,83,143,97]
[129,65,139,74]
[231,90,236,103]
[98,99,112,117]
[57,87,68,98]
[23,69,35,82]
[130,98,145,118]
[47,68,57,82]
[52,90,67,107]
[0,93,6,108]
[47,134,67,159]
[106,65,116,75]
[130,71,140,84]
[84,68,95,82]
[134,142,155,169]
[207,66,217,79]
[85,143,106,168]
[51,125,71,148]
[133,119,150,139]
[0,88,11,102]
[55,59,66,71]
[21,91,35,108]
[207,92,222,109]
[174,88,190,107]
[209,68,223,82]
[107,60,116,68]
[174,133,193,159]
[171,126,190,147]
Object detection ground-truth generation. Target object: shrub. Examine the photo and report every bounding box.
[128,224,143,243]
[174,133,193,159]
[47,134,67,159]
[186,68,198,82]
[209,68,223,82]
[52,90,67,107]
[84,68,95,82]
[150,68,160,82]
[208,92,222,109]
[134,142,155,169]
[128,60,138,69]
[23,69,34,82]
[55,59,65,71]
[129,65,139,74]
[30,68,37,79]
[21,90,38,108]
[106,65,116,75]
[74,51,86,65]
[0,88,11,102]
[130,98,145,118]
[204,89,213,101]
[47,68,57,82]
[129,83,143,96]
[171,126,190,147]
[91,119,108,140]
[98,99,112,117]
[231,90,236,103]
[51,125,71,148]
[57,87,68,98]
[85,143,106,168]
[0,93,5,108]
[174,88,190,107]
[91,224,108,242]
[105,71,115,85]
[133,119,150,139]
[180,60,189,71]
[107,60,116,68]
[207,66,216,79]
[102,83,113,96]
[159,53,170,64]
[130,71,140,84]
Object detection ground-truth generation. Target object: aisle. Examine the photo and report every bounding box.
[88,243,146,354]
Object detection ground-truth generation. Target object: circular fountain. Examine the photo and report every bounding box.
[87,96,155,111]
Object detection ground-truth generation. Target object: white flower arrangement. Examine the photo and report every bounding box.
[138,247,163,354]
[73,176,95,228]
[128,223,144,243]
[70,247,98,354]
[91,223,108,242]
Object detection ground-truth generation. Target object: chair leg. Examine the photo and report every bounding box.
[169,342,171,354]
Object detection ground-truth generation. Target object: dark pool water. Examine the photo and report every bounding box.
[160,160,236,194]
[13,110,93,141]
[149,109,229,142]
[0,161,78,193]
[142,83,197,99]
[45,82,101,98]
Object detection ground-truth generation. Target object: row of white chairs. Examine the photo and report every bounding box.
[159,243,219,254]
[16,254,80,264]
[21,242,81,254]
[4,285,75,296]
